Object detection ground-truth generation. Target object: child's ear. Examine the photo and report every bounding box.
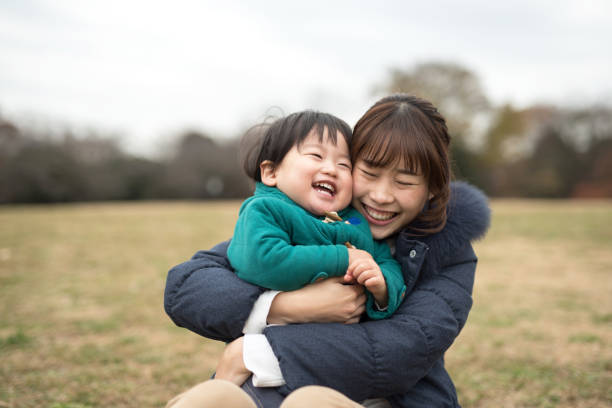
[260,160,277,186]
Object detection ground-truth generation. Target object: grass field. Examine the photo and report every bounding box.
[1,200,610,407]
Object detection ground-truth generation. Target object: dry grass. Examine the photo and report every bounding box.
[447,200,612,407]
[1,200,610,407]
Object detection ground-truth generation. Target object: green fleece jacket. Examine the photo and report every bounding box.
[227,183,407,319]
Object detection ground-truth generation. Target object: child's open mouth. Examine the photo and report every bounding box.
[313,181,336,197]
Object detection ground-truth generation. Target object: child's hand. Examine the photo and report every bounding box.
[346,254,389,309]
[347,247,372,266]
[345,248,371,284]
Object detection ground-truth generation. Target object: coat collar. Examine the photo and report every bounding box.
[396,181,491,275]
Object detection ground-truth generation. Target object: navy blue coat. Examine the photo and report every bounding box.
[164,181,490,407]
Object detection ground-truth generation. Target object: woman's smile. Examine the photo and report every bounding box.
[360,203,397,223]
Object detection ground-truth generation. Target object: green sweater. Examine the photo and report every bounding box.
[227,183,406,319]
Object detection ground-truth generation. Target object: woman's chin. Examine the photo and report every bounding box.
[368,222,399,240]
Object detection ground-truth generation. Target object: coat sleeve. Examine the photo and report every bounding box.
[365,241,406,320]
[229,200,349,291]
[164,240,265,342]
[264,242,477,401]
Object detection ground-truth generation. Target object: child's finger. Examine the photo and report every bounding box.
[356,269,375,286]
[347,260,364,277]
[351,262,372,281]
[363,275,383,289]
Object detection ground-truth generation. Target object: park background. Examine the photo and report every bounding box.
[1,1,611,407]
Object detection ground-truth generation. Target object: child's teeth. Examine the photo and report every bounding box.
[315,183,334,193]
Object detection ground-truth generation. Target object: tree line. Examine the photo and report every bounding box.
[1,62,611,203]
[0,125,251,203]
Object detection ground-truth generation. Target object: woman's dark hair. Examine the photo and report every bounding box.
[242,110,353,181]
[351,94,452,235]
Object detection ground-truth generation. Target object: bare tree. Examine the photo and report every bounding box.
[375,61,491,137]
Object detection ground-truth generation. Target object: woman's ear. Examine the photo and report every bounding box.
[260,160,277,186]
[429,192,434,200]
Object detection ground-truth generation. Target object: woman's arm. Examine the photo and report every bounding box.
[268,277,366,325]
[164,240,265,342]
[263,243,477,402]
[165,241,475,401]
[164,241,367,342]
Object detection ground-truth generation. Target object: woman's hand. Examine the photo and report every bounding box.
[214,336,251,386]
[268,277,366,325]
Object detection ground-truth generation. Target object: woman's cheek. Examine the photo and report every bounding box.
[351,176,363,198]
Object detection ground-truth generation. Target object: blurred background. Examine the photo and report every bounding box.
[1,2,611,407]
[2,0,611,203]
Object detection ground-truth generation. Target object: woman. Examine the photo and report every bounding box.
[164,94,490,407]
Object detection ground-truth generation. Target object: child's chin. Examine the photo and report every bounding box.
[313,206,337,216]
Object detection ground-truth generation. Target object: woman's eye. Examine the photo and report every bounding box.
[361,169,377,178]
[396,180,415,186]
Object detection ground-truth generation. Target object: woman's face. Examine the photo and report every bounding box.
[351,159,432,240]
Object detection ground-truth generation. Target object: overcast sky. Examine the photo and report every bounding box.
[1,0,611,155]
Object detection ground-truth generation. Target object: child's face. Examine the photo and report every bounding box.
[262,128,353,216]
[351,158,432,240]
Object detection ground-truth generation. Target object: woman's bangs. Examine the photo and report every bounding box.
[359,127,429,177]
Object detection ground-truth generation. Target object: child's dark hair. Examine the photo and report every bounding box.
[242,110,353,181]
[352,94,452,235]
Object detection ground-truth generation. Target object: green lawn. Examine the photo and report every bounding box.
[1,200,610,407]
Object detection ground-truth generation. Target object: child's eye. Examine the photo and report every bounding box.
[338,162,352,170]
[308,153,322,159]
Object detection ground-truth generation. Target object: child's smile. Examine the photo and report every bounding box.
[312,181,337,197]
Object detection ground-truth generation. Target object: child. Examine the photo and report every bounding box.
[227,110,406,319]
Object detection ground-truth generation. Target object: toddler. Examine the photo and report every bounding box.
[228,111,406,318]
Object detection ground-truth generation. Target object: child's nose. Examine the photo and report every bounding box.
[321,160,337,175]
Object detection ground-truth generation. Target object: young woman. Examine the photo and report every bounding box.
[164,94,490,407]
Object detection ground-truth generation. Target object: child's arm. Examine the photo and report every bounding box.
[346,244,406,320]
[228,199,349,291]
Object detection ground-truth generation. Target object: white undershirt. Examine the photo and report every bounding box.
[242,290,286,386]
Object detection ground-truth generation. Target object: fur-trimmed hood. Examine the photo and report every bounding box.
[398,181,491,276]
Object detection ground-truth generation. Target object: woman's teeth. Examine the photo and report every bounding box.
[364,205,395,221]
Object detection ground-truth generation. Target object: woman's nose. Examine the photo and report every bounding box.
[369,183,394,204]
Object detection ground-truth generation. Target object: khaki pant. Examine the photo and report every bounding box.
[166,379,377,408]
